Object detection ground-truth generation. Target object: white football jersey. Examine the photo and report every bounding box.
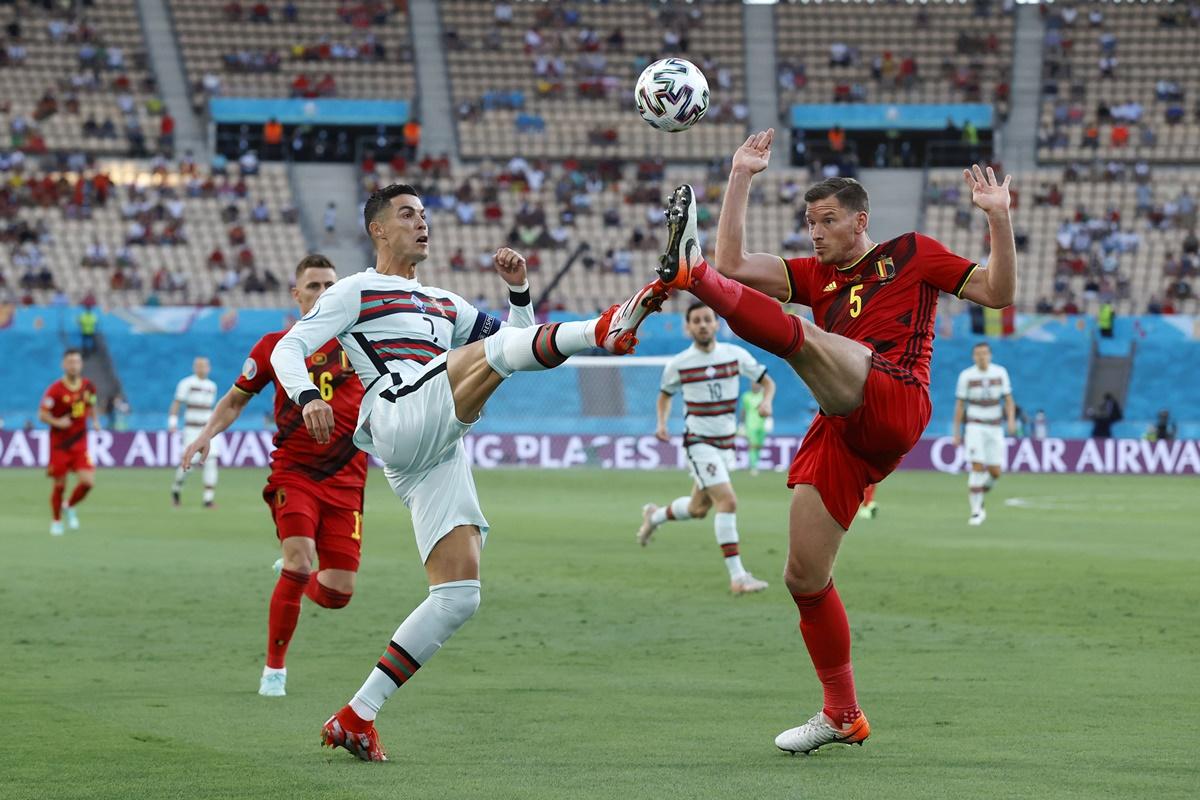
[660,342,767,446]
[271,268,534,452]
[174,374,217,430]
[955,363,1012,424]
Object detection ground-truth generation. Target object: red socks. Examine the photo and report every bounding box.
[266,568,308,669]
[336,703,373,733]
[50,482,65,520]
[791,580,861,727]
[305,572,353,609]
[67,483,91,508]
[689,260,805,358]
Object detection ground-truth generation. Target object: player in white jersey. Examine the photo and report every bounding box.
[269,183,668,761]
[168,356,220,507]
[952,341,1015,525]
[637,302,776,594]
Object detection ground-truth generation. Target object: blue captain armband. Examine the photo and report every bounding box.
[466,312,504,343]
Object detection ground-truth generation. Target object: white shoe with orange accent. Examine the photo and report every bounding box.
[637,503,658,546]
[775,712,871,755]
[594,281,670,355]
[730,573,769,595]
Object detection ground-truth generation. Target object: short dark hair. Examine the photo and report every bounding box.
[63,348,82,358]
[685,301,713,322]
[972,341,991,351]
[294,253,336,279]
[803,177,870,214]
[363,183,420,237]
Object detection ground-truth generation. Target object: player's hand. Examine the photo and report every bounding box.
[493,247,527,286]
[54,416,72,430]
[302,398,335,444]
[1007,421,1018,436]
[757,400,773,418]
[952,433,962,447]
[963,164,1011,216]
[655,425,670,443]
[731,128,773,176]
[180,437,210,471]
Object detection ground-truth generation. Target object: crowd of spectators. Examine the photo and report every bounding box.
[2,5,166,157]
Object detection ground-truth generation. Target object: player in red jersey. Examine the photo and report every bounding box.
[39,348,101,536]
[656,129,1015,754]
[181,254,367,698]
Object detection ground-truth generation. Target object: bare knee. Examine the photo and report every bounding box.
[688,496,712,518]
[783,557,831,596]
[988,466,1001,479]
[318,569,356,597]
[280,537,316,573]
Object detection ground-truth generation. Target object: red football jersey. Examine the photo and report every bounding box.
[41,378,96,453]
[784,232,977,387]
[234,331,367,499]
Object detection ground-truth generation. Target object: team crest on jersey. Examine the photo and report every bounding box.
[411,296,427,312]
[311,352,327,366]
[704,365,717,379]
[241,357,257,380]
[874,256,896,280]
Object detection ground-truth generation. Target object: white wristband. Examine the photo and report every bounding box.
[168,415,178,429]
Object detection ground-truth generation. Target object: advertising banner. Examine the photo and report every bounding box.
[1,432,1197,475]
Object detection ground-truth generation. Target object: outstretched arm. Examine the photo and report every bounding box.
[180,387,252,469]
[959,165,1016,309]
[755,374,776,418]
[714,129,791,301]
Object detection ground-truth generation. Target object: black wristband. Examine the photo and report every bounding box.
[508,288,531,307]
[297,389,321,407]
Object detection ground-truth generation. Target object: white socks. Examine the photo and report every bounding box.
[483,321,597,378]
[649,496,692,526]
[172,466,186,491]
[714,512,745,578]
[349,579,481,721]
[968,471,988,514]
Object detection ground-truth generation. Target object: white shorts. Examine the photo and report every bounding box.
[964,423,1005,467]
[368,356,489,562]
[685,442,736,489]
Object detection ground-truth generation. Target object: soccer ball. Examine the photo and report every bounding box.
[634,58,710,133]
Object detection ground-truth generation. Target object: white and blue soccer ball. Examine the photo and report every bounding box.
[635,58,710,133]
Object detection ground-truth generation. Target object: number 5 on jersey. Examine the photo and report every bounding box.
[849,284,864,318]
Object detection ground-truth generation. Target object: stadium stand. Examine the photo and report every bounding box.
[361,153,815,314]
[0,0,163,155]
[775,0,1015,117]
[1038,0,1200,163]
[924,164,1200,315]
[0,158,305,308]
[168,0,416,114]
[441,0,748,160]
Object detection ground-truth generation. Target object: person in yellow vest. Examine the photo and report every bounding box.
[1098,302,1115,338]
[78,306,98,353]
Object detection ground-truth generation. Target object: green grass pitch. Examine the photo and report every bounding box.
[1,467,1197,799]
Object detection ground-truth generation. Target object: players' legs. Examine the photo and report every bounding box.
[264,532,316,678]
[50,476,67,521]
[967,461,988,520]
[446,280,667,424]
[62,467,93,529]
[445,323,597,423]
[704,481,752,582]
[658,186,871,416]
[202,455,218,507]
[785,485,861,728]
[343,526,482,727]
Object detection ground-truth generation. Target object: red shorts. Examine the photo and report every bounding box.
[47,448,92,479]
[264,480,364,572]
[788,354,931,529]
